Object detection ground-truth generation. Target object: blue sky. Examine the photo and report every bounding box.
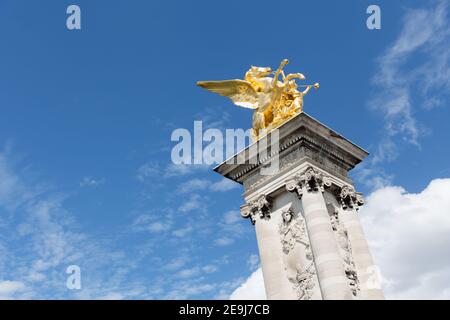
[0,0,449,299]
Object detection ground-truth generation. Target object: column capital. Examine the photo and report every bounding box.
[240,194,273,224]
[285,166,332,198]
[338,185,364,211]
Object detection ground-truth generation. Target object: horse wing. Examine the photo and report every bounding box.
[197,80,259,109]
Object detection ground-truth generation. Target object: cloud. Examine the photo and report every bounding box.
[176,267,201,279]
[98,292,124,300]
[172,225,194,237]
[360,178,450,299]
[214,237,234,246]
[0,147,160,300]
[210,179,237,192]
[359,0,450,189]
[136,162,160,182]
[177,178,238,194]
[229,268,266,300]
[213,210,248,247]
[178,194,206,213]
[202,264,218,274]
[229,178,450,300]
[79,177,104,188]
[222,210,240,225]
[0,281,25,299]
[247,254,259,271]
[369,0,449,159]
[177,179,210,193]
[164,164,209,178]
[131,214,172,233]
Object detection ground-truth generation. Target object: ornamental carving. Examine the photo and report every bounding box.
[240,194,272,224]
[279,207,316,300]
[339,185,364,211]
[285,166,331,198]
[327,204,360,296]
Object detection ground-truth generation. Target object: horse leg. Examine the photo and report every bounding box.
[271,59,289,87]
[252,111,265,140]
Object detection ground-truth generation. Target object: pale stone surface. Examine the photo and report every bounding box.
[215,112,384,300]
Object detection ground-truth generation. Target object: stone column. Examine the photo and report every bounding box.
[286,167,353,300]
[240,195,296,299]
[337,186,384,299]
[214,112,385,300]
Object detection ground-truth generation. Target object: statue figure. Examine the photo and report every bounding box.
[197,59,319,140]
[279,207,316,300]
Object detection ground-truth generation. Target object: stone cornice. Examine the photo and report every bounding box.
[214,112,368,189]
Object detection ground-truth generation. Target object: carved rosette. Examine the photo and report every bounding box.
[278,207,316,300]
[285,166,332,198]
[240,195,272,225]
[338,185,364,211]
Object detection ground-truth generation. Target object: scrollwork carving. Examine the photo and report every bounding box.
[240,194,272,224]
[285,166,331,198]
[339,185,365,211]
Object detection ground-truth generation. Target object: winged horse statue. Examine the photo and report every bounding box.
[197,59,319,140]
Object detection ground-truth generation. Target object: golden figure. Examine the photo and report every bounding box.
[197,59,319,140]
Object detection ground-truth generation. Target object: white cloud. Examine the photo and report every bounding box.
[359,0,450,189]
[164,164,209,178]
[136,162,160,182]
[178,194,205,213]
[177,178,210,193]
[165,257,188,271]
[176,267,200,279]
[132,214,171,233]
[98,292,124,300]
[229,268,266,300]
[222,210,240,225]
[247,254,259,271]
[79,176,104,187]
[229,178,450,299]
[214,237,234,246]
[172,225,193,237]
[0,281,25,299]
[210,179,237,192]
[177,178,238,194]
[0,148,158,299]
[202,264,218,274]
[370,0,449,159]
[360,178,450,299]
[370,1,450,162]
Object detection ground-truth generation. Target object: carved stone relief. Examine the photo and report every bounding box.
[278,207,316,300]
[326,203,360,296]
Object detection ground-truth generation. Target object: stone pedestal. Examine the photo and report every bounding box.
[214,112,384,300]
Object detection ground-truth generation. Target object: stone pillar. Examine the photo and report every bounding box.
[240,195,296,299]
[337,187,384,299]
[213,112,385,300]
[286,167,353,300]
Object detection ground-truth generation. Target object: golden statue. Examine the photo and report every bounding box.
[197,59,319,140]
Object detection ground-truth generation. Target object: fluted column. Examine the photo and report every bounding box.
[286,167,353,300]
[337,187,384,299]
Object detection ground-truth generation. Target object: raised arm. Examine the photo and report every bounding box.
[272,59,289,87]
